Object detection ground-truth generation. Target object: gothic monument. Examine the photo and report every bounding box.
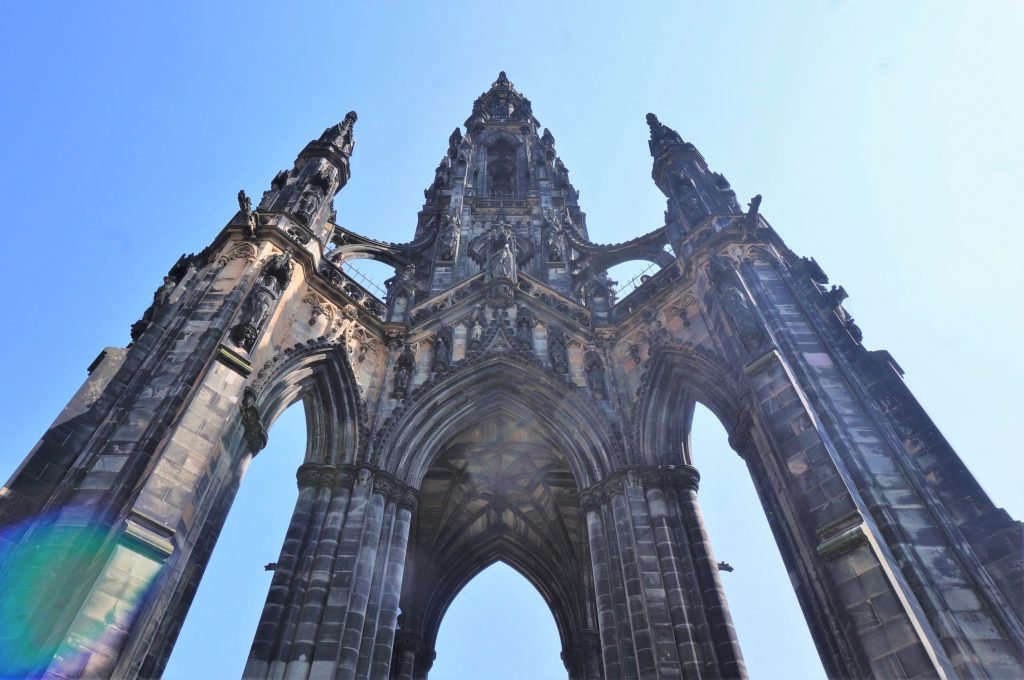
[1,73,1021,679]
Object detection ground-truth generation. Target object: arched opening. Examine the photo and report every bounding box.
[689,403,826,678]
[486,139,517,197]
[431,562,564,679]
[395,409,593,675]
[606,259,662,301]
[162,402,308,680]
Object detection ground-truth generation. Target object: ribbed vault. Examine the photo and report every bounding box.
[398,409,594,665]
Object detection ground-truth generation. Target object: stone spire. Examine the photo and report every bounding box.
[256,110,359,241]
[646,112,740,245]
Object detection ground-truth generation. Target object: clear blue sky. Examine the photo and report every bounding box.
[1,2,1022,679]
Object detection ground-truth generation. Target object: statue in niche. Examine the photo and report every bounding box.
[432,330,451,373]
[318,110,358,157]
[548,331,568,374]
[229,252,293,352]
[237,190,258,240]
[392,345,415,399]
[468,306,484,347]
[546,227,562,261]
[487,220,517,280]
[296,185,325,225]
[239,387,268,454]
[719,284,768,353]
[516,311,533,347]
[438,212,459,260]
[584,349,608,400]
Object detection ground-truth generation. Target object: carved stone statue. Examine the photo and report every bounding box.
[743,194,762,239]
[447,127,462,159]
[516,312,533,347]
[229,252,293,352]
[546,228,562,261]
[548,331,568,374]
[392,345,415,399]
[486,220,517,280]
[130,272,181,342]
[719,284,768,354]
[385,264,417,303]
[237,190,258,240]
[432,331,451,373]
[239,388,268,454]
[584,349,608,400]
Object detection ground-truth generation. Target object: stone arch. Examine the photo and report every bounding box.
[374,354,618,489]
[634,342,746,466]
[417,535,587,668]
[249,338,365,466]
[386,356,605,678]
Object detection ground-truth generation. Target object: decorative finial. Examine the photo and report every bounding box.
[493,71,510,88]
[646,112,684,156]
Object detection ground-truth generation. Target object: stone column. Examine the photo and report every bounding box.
[561,629,602,680]
[581,465,747,680]
[243,465,416,680]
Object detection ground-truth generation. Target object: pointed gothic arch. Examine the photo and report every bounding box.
[374,353,619,488]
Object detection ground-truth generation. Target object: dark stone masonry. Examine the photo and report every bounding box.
[1,73,1021,679]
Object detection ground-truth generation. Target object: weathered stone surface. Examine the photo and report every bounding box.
[1,74,1021,680]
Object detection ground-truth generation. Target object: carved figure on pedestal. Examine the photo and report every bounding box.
[392,345,415,399]
[548,331,568,374]
[237,189,259,240]
[584,349,608,400]
[447,127,462,159]
[239,387,268,454]
[229,252,293,352]
[432,330,451,373]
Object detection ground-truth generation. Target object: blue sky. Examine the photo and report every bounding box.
[1,2,1022,678]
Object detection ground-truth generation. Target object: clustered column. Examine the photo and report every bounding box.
[582,465,747,680]
[243,463,417,680]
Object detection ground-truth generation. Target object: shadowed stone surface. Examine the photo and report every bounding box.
[1,73,1021,679]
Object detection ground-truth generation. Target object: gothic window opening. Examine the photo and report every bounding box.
[163,404,307,680]
[486,140,517,197]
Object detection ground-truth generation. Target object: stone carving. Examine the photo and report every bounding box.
[392,345,415,399]
[385,264,418,303]
[706,254,768,354]
[239,387,268,454]
[728,393,756,457]
[516,311,533,349]
[584,349,608,399]
[743,194,762,239]
[238,190,259,240]
[487,219,517,280]
[548,330,568,374]
[646,112,684,156]
[318,110,358,157]
[130,276,178,341]
[437,212,459,260]
[129,252,198,341]
[447,127,462,159]
[431,329,451,373]
[229,252,293,352]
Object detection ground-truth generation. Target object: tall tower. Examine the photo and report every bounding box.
[1,73,1021,680]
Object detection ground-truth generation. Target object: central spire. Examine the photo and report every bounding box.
[379,74,596,323]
